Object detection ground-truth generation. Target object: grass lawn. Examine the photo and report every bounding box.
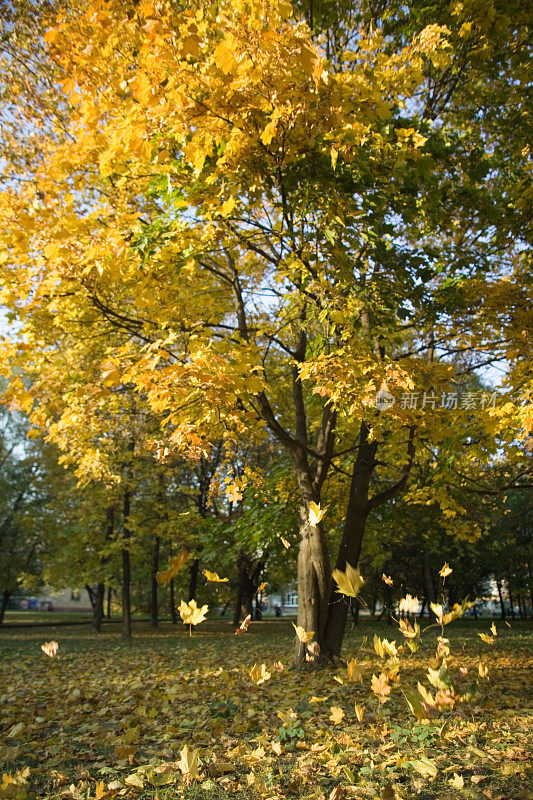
[0,617,531,800]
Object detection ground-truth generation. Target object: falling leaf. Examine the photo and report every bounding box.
[257,582,267,592]
[478,632,495,645]
[203,569,228,582]
[272,741,282,755]
[332,563,364,598]
[280,536,290,549]
[292,623,315,643]
[478,662,489,678]
[439,562,453,578]
[382,573,393,586]
[490,622,497,636]
[179,599,208,628]
[371,673,392,703]
[347,659,364,682]
[354,703,365,722]
[399,594,419,614]
[41,641,59,658]
[308,501,326,526]
[235,614,251,635]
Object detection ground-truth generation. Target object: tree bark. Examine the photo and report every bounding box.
[106,586,112,618]
[423,548,437,621]
[324,421,377,657]
[496,579,506,619]
[233,572,245,627]
[92,582,105,632]
[150,536,160,628]
[122,485,132,639]
[0,590,11,624]
[169,578,177,624]
[508,582,515,619]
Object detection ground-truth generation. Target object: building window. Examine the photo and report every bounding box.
[285,591,298,607]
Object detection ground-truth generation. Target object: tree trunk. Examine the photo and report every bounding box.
[150,536,160,628]
[350,597,360,625]
[92,582,105,632]
[169,578,177,624]
[294,467,331,666]
[517,593,524,619]
[496,579,506,619]
[324,422,377,657]
[106,587,112,618]
[423,549,437,621]
[508,582,515,620]
[419,597,426,619]
[188,558,200,602]
[122,485,132,639]
[233,572,245,627]
[0,590,11,624]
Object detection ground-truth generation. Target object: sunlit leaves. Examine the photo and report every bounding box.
[178,744,200,782]
[40,641,58,658]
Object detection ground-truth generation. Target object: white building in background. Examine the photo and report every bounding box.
[14,587,93,612]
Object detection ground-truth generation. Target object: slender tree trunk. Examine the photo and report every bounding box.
[150,536,160,628]
[508,582,515,619]
[169,578,177,624]
[122,485,132,639]
[324,422,377,657]
[220,599,230,617]
[0,590,11,624]
[188,558,200,602]
[92,582,105,631]
[423,549,437,621]
[419,597,426,619]
[233,572,245,627]
[496,579,506,619]
[517,594,524,619]
[350,597,360,625]
[106,587,112,618]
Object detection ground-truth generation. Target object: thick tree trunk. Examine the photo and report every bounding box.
[0,590,11,624]
[188,558,200,602]
[169,578,177,624]
[294,468,331,666]
[150,536,160,628]
[92,582,105,632]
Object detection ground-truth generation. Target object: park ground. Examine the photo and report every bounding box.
[0,618,531,800]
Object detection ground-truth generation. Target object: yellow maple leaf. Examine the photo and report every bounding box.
[234,614,251,635]
[329,706,344,724]
[347,658,364,682]
[439,562,453,578]
[382,573,393,586]
[292,623,315,643]
[203,570,228,583]
[179,599,208,628]
[277,709,297,725]
[41,641,59,658]
[332,563,364,598]
[250,663,271,684]
[478,632,495,645]
[308,501,326,526]
[354,703,365,722]
[178,744,200,780]
[371,673,392,703]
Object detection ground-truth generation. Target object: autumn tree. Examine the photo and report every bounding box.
[1,0,531,662]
